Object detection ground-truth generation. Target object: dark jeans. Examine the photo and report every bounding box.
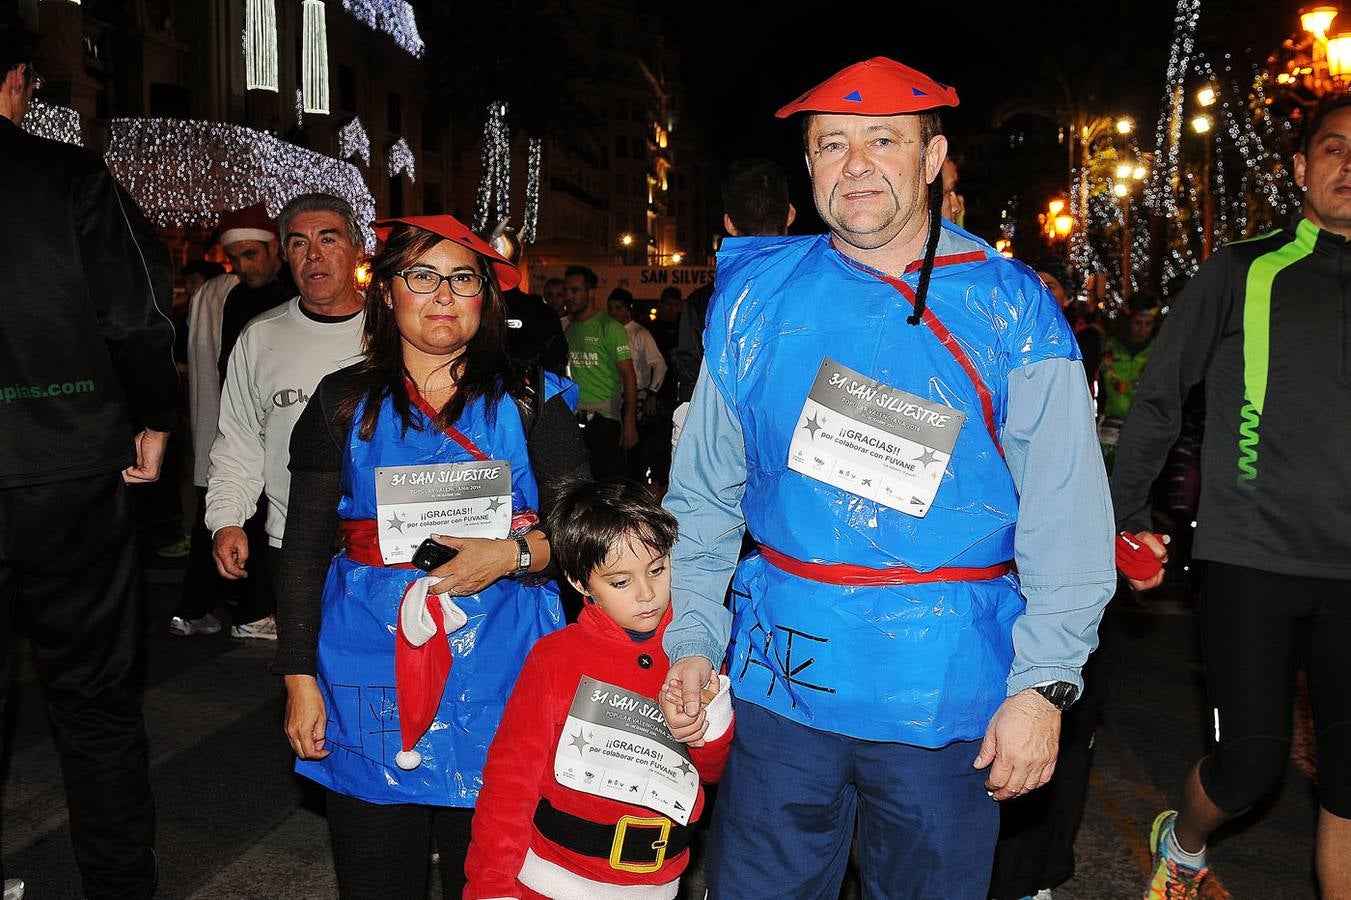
[579,413,626,480]
[326,790,473,899]
[0,473,157,898]
[176,487,274,624]
[707,700,998,900]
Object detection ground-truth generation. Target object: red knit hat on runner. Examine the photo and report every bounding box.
[774,56,960,118]
[218,203,277,246]
[375,215,522,291]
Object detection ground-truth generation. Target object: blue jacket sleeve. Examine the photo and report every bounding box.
[661,365,744,666]
[1002,357,1116,695]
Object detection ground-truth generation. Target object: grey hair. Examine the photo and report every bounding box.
[278,192,362,246]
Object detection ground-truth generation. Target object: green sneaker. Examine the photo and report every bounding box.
[1144,810,1209,900]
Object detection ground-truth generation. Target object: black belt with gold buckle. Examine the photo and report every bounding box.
[533,798,692,874]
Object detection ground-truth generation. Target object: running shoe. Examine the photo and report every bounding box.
[231,615,278,640]
[1144,810,1209,900]
[168,613,222,637]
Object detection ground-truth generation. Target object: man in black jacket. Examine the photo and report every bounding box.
[1115,96,1351,899]
[0,25,175,899]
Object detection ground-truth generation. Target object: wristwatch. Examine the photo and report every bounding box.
[1031,681,1079,711]
[510,536,532,577]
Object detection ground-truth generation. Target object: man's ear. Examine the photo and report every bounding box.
[1293,152,1308,191]
[2,65,24,96]
[785,203,797,230]
[924,134,949,186]
[723,213,741,237]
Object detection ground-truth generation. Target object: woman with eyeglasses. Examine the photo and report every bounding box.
[274,215,588,898]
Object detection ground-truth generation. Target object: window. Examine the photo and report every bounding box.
[423,183,443,214]
[337,65,356,112]
[388,175,404,217]
[423,107,441,153]
[615,134,627,159]
[388,92,401,132]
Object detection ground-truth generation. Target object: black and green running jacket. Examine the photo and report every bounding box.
[1112,218,1351,579]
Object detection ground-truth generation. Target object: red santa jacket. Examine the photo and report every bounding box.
[464,603,733,899]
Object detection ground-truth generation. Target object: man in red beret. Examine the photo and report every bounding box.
[658,57,1114,897]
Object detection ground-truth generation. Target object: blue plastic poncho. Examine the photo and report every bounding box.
[705,226,1079,745]
[296,375,574,805]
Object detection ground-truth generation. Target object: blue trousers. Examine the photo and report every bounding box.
[706,700,998,900]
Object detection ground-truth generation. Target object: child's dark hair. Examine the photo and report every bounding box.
[545,477,678,587]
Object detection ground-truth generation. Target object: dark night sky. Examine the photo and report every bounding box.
[669,1,1301,240]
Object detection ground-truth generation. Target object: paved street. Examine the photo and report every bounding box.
[0,508,1322,898]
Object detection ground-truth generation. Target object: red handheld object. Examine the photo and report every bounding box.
[1116,531,1163,581]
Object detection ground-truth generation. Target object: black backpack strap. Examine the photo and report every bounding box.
[514,363,546,440]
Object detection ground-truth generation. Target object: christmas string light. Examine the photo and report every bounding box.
[244,0,279,92]
[521,137,542,244]
[302,0,330,115]
[473,101,510,232]
[341,0,424,58]
[103,118,377,249]
[1146,0,1202,290]
[295,89,305,129]
[339,117,371,165]
[388,137,415,182]
[20,98,82,146]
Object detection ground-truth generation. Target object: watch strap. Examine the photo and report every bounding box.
[511,535,531,577]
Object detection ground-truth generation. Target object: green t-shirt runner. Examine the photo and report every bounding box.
[566,312,632,419]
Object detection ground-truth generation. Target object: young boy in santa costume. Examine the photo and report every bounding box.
[464,478,733,900]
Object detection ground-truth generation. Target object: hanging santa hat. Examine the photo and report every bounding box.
[218,203,278,247]
[393,576,469,770]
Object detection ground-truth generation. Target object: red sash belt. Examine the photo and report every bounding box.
[758,544,1011,587]
[340,519,416,569]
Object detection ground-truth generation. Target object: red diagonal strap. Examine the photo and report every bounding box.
[837,257,1002,455]
[403,375,489,461]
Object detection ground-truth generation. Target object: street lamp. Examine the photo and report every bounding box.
[1113,161,1147,299]
[619,233,635,247]
[1329,33,1351,76]
[1302,5,1339,39]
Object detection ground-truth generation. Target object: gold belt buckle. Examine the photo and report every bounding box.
[608,814,671,873]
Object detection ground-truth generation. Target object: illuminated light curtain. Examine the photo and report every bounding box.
[388,137,416,182]
[302,0,330,114]
[244,0,279,91]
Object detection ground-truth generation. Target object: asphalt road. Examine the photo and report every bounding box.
[0,516,1322,899]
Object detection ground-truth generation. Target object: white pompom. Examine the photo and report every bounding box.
[395,749,422,770]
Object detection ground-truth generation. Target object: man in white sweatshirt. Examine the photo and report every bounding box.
[204,193,366,638]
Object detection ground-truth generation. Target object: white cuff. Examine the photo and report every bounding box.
[702,674,734,742]
[398,576,468,647]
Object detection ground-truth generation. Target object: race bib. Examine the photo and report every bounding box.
[553,676,699,825]
[787,359,965,518]
[374,460,512,564]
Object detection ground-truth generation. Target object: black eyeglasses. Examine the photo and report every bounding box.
[396,268,486,297]
[24,65,45,92]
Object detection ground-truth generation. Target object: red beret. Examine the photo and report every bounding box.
[775,57,959,118]
[218,203,277,246]
[374,215,521,292]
